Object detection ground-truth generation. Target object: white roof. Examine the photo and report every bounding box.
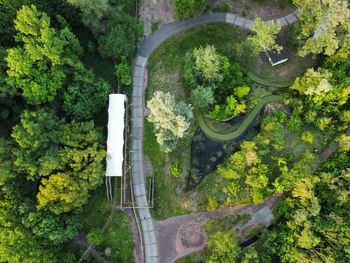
[106,94,127,177]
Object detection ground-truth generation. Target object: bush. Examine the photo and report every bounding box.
[87,228,104,246]
[170,163,182,178]
[173,0,207,20]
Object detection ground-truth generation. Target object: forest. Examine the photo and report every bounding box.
[0,0,141,261]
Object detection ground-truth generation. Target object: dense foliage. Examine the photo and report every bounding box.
[184,45,252,120]
[293,0,350,57]
[248,18,282,53]
[0,1,137,260]
[147,91,193,153]
[173,0,207,20]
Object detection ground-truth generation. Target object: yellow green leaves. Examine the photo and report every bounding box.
[295,0,350,56]
[193,45,224,82]
[248,18,282,53]
[6,5,82,105]
[37,173,89,214]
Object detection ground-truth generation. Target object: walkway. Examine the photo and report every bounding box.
[130,10,299,263]
[196,95,284,141]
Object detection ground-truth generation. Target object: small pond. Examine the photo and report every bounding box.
[187,113,263,189]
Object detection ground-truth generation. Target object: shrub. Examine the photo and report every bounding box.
[173,0,207,20]
[87,228,104,246]
[170,163,182,178]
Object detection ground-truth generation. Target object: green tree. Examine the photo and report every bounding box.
[294,0,350,56]
[0,198,76,262]
[87,228,104,246]
[248,18,282,53]
[337,134,350,151]
[291,68,332,105]
[115,59,132,87]
[67,0,110,26]
[11,109,63,180]
[5,5,82,104]
[147,91,193,152]
[64,66,110,120]
[0,138,16,185]
[190,86,214,110]
[60,121,105,188]
[19,201,82,245]
[98,13,143,60]
[173,0,207,19]
[192,45,228,82]
[206,231,240,263]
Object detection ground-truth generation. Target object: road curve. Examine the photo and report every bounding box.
[130,10,299,263]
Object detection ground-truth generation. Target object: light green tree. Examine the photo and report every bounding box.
[291,68,332,104]
[337,134,350,151]
[193,45,227,82]
[206,231,240,263]
[147,91,193,152]
[248,18,282,53]
[294,0,350,56]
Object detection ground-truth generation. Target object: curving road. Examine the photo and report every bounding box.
[130,10,299,263]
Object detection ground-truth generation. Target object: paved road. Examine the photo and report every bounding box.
[130,10,299,263]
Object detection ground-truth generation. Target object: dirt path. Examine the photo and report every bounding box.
[154,194,285,263]
[125,210,143,263]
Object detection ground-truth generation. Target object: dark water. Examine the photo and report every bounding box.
[187,114,262,189]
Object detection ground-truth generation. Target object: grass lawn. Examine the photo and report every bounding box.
[82,185,134,262]
[147,23,250,101]
[144,119,190,219]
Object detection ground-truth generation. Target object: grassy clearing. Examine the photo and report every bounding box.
[82,185,134,262]
[144,119,190,219]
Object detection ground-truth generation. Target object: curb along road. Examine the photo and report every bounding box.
[131,10,299,263]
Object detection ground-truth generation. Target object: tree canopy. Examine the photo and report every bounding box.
[5,5,82,104]
[248,18,282,53]
[294,0,350,57]
[147,91,193,153]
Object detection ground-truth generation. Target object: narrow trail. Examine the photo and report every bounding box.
[131,9,299,263]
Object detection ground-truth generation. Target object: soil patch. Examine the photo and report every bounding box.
[178,223,207,248]
[211,0,295,20]
[140,0,175,36]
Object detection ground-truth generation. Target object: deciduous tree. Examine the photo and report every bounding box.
[248,18,282,53]
[294,0,350,56]
[6,5,82,104]
[147,91,193,152]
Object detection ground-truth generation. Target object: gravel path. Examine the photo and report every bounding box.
[131,10,299,263]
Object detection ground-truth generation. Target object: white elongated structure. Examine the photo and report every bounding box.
[106,94,127,177]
